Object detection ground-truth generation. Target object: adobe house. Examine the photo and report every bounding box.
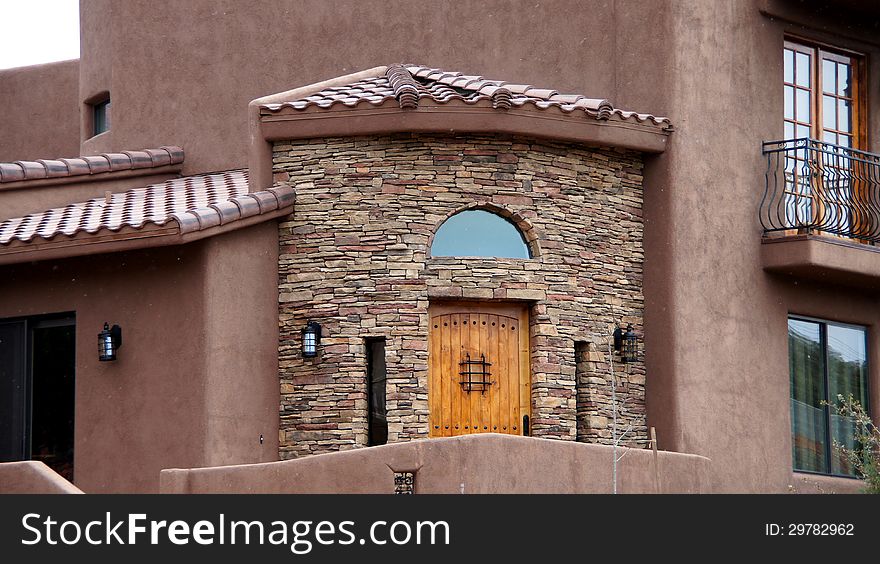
[0,62,671,491]
[2,0,879,494]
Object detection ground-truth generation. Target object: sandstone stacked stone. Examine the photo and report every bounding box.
[274,133,647,459]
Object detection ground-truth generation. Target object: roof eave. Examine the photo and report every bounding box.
[0,163,184,192]
[0,146,185,189]
[0,204,293,267]
[259,105,670,154]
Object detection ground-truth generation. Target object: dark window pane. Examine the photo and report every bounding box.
[789,318,828,473]
[367,338,387,446]
[0,322,27,462]
[93,99,110,136]
[30,324,75,482]
[826,324,868,476]
[431,210,530,258]
[838,99,851,134]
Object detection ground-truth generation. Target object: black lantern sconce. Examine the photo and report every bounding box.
[613,324,638,363]
[301,321,322,358]
[98,322,123,362]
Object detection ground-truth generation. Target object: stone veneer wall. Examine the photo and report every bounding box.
[273,134,647,459]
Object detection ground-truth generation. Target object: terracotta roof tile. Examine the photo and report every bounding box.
[59,158,92,176]
[0,169,294,247]
[82,155,112,174]
[260,64,671,130]
[0,146,184,184]
[232,194,262,218]
[0,163,26,182]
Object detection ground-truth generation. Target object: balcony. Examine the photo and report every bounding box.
[760,138,880,289]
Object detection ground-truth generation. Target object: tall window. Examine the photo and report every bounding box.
[783,39,863,148]
[788,317,869,476]
[431,209,530,258]
[782,40,866,236]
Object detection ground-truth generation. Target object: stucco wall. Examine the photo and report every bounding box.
[200,221,282,467]
[0,245,206,492]
[274,134,646,458]
[0,60,80,163]
[160,434,712,494]
[642,0,880,493]
[74,0,671,177]
[0,461,83,494]
[0,224,280,492]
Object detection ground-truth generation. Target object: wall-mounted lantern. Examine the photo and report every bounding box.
[302,321,322,358]
[613,324,638,363]
[98,322,122,362]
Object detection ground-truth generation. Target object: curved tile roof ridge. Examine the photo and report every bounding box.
[385,64,421,109]
[259,63,670,130]
[0,146,184,184]
[0,169,295,247]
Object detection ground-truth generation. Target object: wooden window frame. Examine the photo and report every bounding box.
[784,36,868,150]
[782,38,870,240]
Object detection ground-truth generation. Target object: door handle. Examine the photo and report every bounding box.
[522,415,529,436]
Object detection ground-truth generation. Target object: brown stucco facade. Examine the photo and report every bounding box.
[640,0,880,493]
[0,223,280,492]
[2,0,880,494]
[0,60,80,163]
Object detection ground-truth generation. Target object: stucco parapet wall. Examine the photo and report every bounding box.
[0,169,294,265]
[761,234,880,289]
[0,146,184,190]
[160,434,711,494]
[0,461,83,494]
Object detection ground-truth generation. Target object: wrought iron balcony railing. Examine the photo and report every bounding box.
[761,138,880,243]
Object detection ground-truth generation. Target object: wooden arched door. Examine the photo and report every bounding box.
[428,303,530,437]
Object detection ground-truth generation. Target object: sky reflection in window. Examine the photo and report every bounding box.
[431,210,530,258]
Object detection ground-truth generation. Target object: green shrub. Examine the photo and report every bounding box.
[829,394,880,494]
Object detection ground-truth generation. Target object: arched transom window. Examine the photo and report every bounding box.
[431,209,531,258]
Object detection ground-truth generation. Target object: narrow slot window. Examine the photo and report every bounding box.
[93,98,110,136]
[367,338,387,446]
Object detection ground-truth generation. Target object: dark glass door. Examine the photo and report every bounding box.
[30,319,76,481]
[0,315,75,482]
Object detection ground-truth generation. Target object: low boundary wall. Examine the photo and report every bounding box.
[0,461,83,494]
[160,434,711,494]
